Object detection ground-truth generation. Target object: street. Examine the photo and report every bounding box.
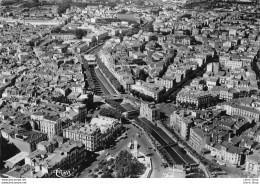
[134,117,196,165]
[95,67,118,95]
[77,123,164,178]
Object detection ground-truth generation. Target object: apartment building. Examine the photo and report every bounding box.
[63,123,101,151]
[206,141,246,166]
[95,31,109,41]
[245,152,260,176]
[224,60,243,69]
[223,100,260,122]
[9,130,48,153]
[60,103,88,123]
[170,110,194,140]
[40,116,62,139]
[154,76,176,90]
[219,88,248,101]
[140,102,160,122]
[51,33,76,41]
[189,127,210,152]
[131,81,166,101]
[4,140,87,178]
[176,89,213,108]
[63,117,122,151]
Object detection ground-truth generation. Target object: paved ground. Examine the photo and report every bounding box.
[77,124,164,178]
[95,67,118,95]
[135,117,196,165]
[204,154,247,178]
[89,65,110,95]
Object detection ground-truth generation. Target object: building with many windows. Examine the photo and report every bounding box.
[140,102,160,122]
[154,76,176,90]
[51,33,76,41]
[170,110,194,140]
[245,151,260,176]
[2,140,86,178]
[206,141,246,166]
[223,98,260,122]
[40,116,62,139]
[63,123,101,152]
[176,89,213,108]
[189,127,210,152]
[131,81,166,101]
[63,117,122,151]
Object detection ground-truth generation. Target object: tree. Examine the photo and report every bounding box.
[57,0,71,16]
[52,27,62,33]
[75,29,87,39]
[101,171,114,178]
[94,168,99,173]
[99,108,122,119]
[138,69,148,81]
[114,150,145,178]
[89,173,98,178]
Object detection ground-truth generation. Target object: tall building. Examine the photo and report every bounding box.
[140,102,160,122]
[206,62,219,75]
[170,110,194,140]
[189,127,210,152]
[63,117,122,151]
[246,151,260,177]
[40,116,62,139]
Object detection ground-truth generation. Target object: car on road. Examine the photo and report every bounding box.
[217,161,226,167]
[88,169,92,173]
[106,153,109,156]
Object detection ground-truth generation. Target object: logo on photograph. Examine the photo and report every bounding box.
[54,168,73,178]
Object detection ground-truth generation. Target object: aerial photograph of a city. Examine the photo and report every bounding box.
[1,0,260,180]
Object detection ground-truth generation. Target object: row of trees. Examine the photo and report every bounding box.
[178,101,198,109]
[129,89,154,102]
[81,57,96,91]
[105,99,126,113]
[99,107,123,120]
[51,27,88,39]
